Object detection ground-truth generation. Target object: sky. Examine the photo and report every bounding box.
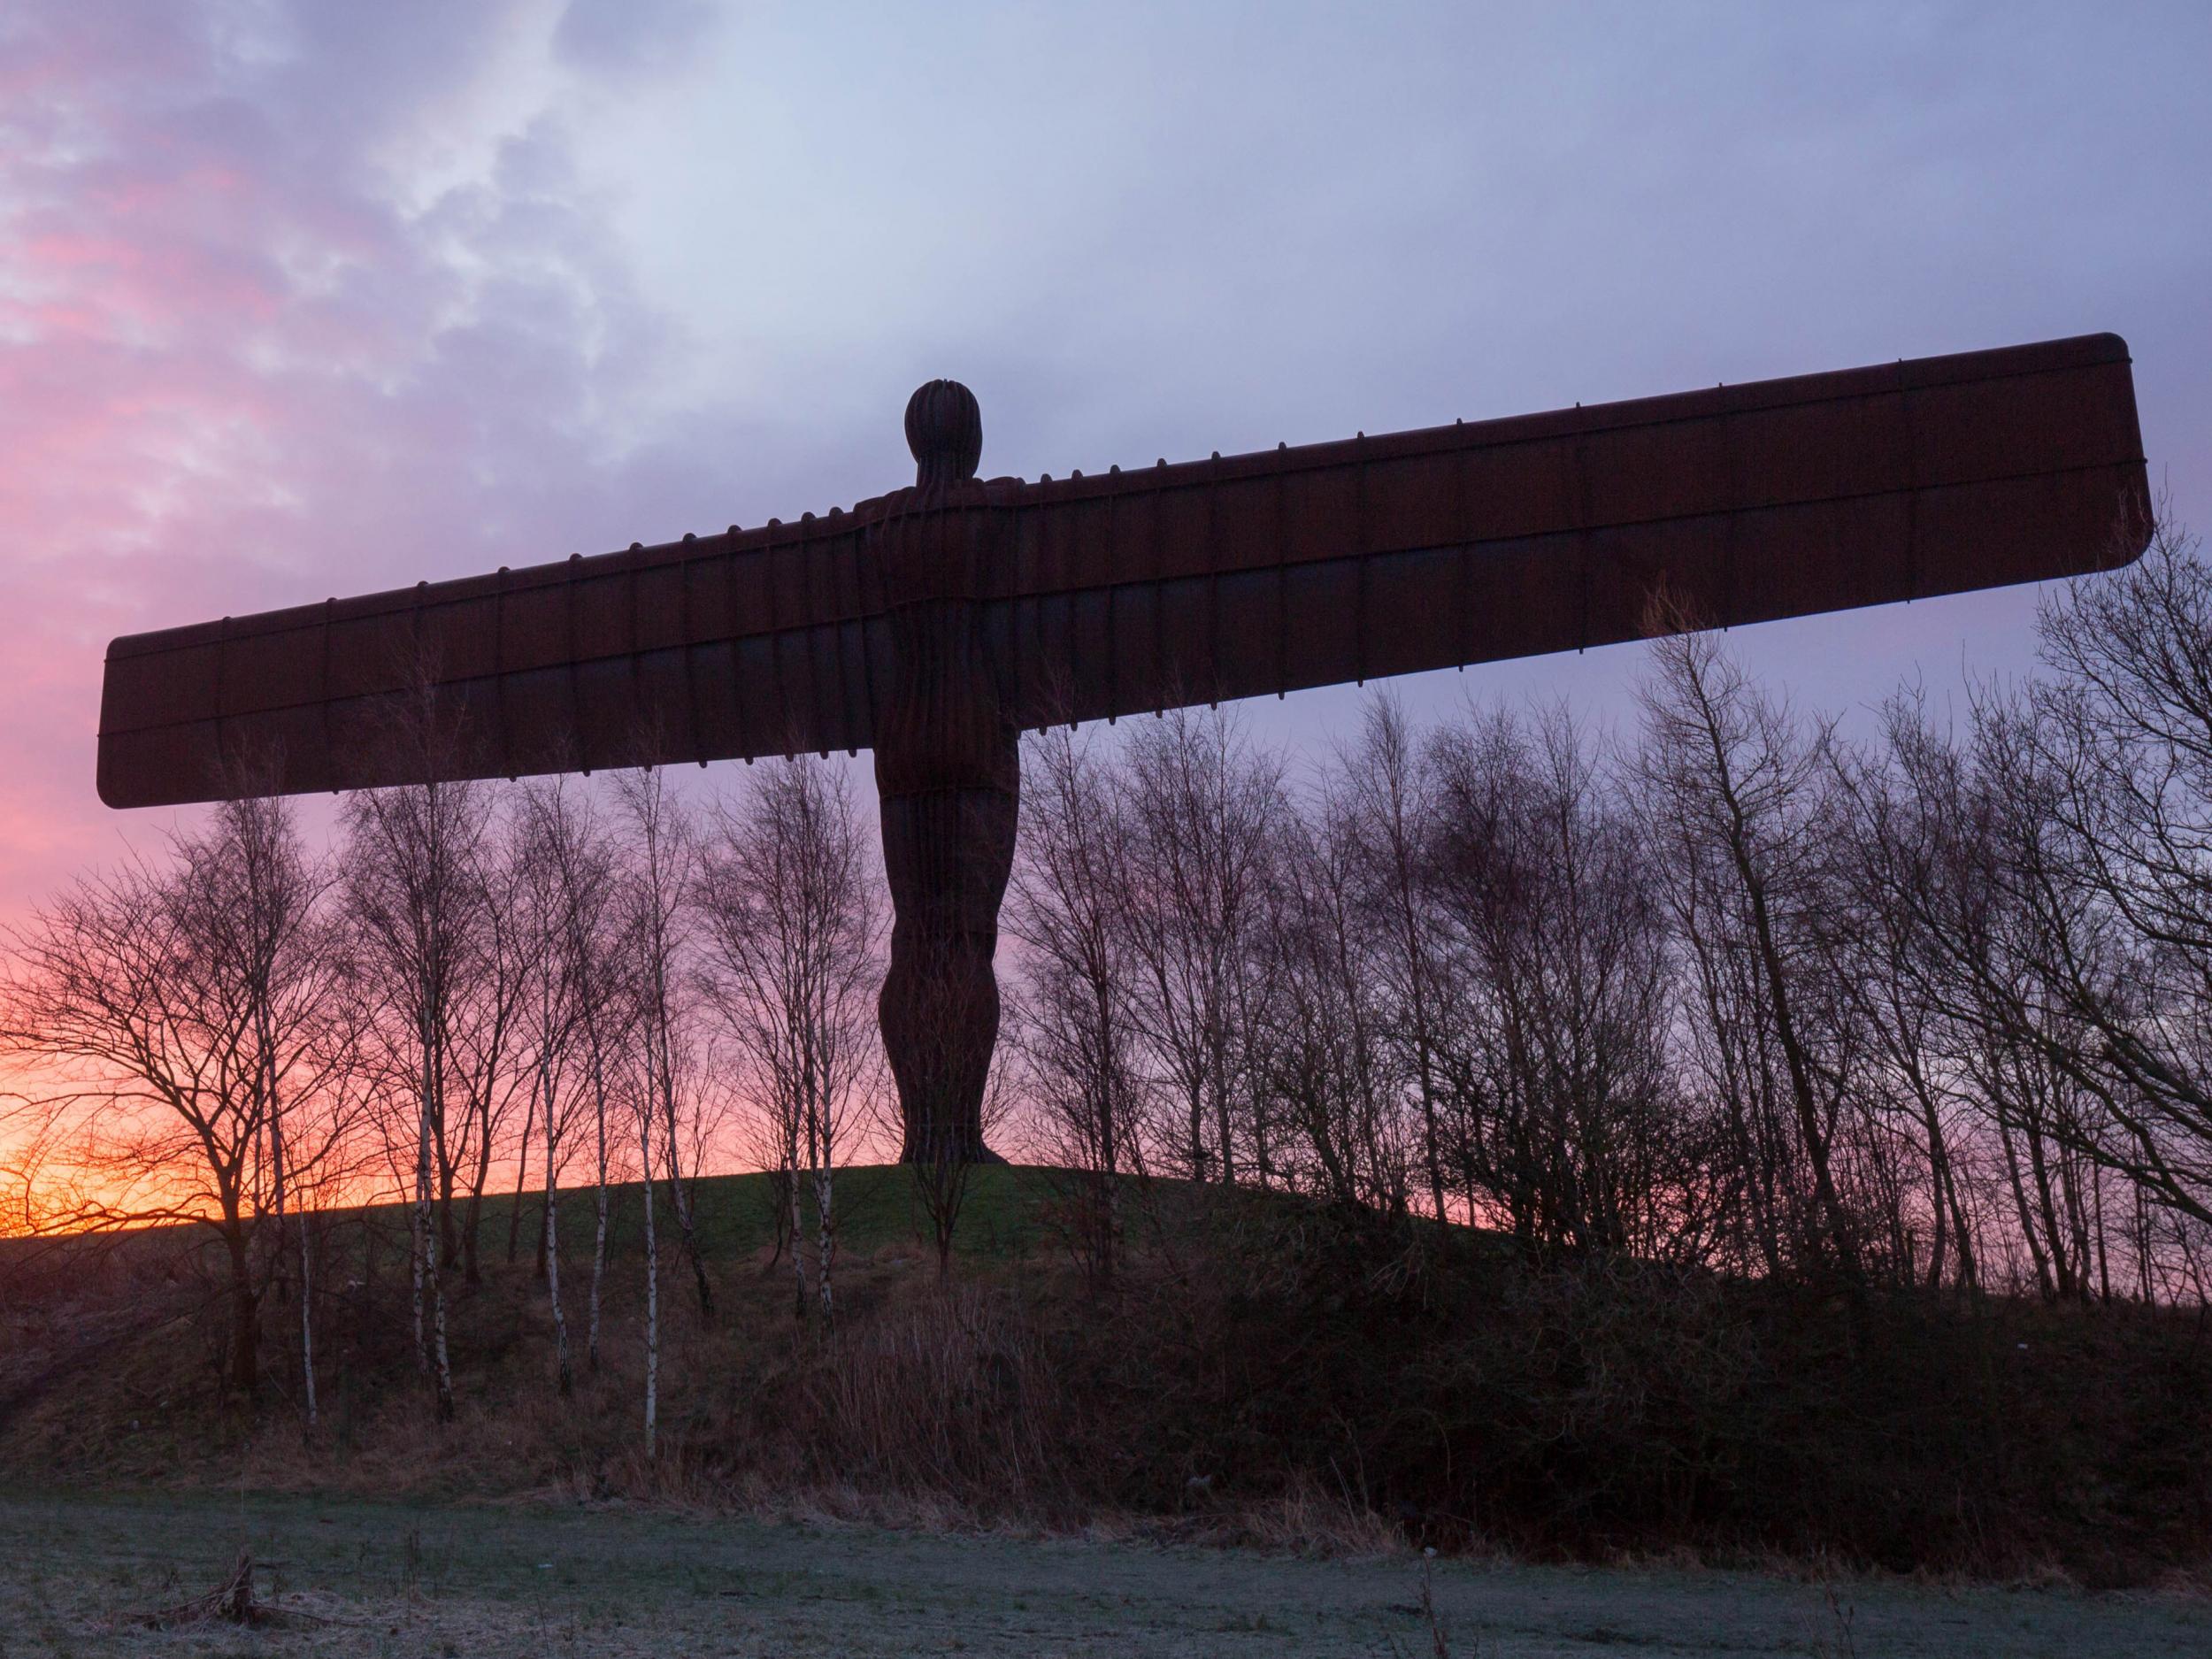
[2,0,2208,914]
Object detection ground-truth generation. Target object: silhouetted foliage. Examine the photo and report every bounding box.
[12,521,2212,1578]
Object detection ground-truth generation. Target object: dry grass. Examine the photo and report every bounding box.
[6,1176,2212,1586]
[0,1219,1402,1562]
[5,1488,2206,1659]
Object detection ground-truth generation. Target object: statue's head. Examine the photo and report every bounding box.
[905,379,982,488]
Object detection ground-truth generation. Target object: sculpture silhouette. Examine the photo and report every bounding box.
[875,380,1018,1161]
[96,334,2153,1161]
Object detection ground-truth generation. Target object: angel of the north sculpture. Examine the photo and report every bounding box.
[97,333,2153,1161]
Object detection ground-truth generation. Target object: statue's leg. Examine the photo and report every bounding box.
[878,757,1018,1163]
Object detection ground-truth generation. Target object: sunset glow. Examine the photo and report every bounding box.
[11,12,2212,1644]
[4,4,2210,1229]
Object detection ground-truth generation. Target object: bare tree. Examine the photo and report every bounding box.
[1635,621,1863,1282]
[696,757,881,1323]
[442,825,530,1291]
[1869,683,2166,1296]
[515,780,608,1394]
[614,765,714,1323]
[1250,798,1409,1214]
[535,783,630,1371]
[1007,726,1148,1285]
[1424,705,1691,1258]
[176,797,361,1425]
[1834,709,1995,1291]
[635,1041,659,1457]
[1333,695,1453,1225]
[1991,518,2212,1225]
[0,797,348,1399]
[1122,707,1283,1185]
[342,771,498,1422]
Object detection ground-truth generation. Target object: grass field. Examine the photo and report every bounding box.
[0,1161,1112,1278]
[4,1489,2207,1658]
[542,1160,1079,1263]
[7,1168,2209,1641]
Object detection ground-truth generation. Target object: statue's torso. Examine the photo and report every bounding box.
[869,484,1019,802]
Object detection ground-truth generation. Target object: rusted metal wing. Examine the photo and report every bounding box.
[96,334,2150,809]
[989,332,2152,726]
[97,513,887,807]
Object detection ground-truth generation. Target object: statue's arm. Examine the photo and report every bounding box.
[97,512,887,808]
[987,334,2150,730]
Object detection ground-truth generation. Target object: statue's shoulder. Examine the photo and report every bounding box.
[853,479,1026,521]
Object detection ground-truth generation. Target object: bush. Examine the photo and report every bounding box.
[1039,1200,2212,1580]
[5,1189,2207,1583]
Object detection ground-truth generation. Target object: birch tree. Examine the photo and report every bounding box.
[635,1049,659,1456]
[615,765,714,1323]
[536,781,629,1371]
[1250,802,1408,1212]
[179,797,361,1425]
[697,757,880,1323]
[1425,707,1690,1257]
[342,772,497,1421]
[515,780,604,1394]
[0,797,348,1400]
[1007,726,1147,1284]
[1122,708,1282,1184]
[1635,624,1863,1282]
[420,818,530,1293]
[1333,695,1452,1224]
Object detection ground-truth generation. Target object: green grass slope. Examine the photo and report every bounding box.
[479,1160,1072,1265]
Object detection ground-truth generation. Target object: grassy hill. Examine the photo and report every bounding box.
[4,1163,2209,1584]
[479,1160,1076,1266]
[0,1160,1169,1280]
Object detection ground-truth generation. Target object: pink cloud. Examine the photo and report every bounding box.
[0,4,741,916]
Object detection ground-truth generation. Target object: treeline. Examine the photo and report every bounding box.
[7,521,2212,1447]
[1013,519,2212,1307]
[0,749,880,1444]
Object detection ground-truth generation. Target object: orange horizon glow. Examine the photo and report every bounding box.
[2,1097,926,1241]
[5,8,2209,1258]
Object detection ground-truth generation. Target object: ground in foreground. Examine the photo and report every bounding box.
[4,1491,2205,1658]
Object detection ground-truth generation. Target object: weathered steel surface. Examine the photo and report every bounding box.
[994,332,2152,726]
[875,381,1018,1162]
[98,334,2149,810]
[96,334,2154,1163]
[97,334,2150,810]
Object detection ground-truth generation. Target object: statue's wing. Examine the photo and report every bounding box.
[986,334,2152,728]
[99,334,2149,809]
[97,514,884,808]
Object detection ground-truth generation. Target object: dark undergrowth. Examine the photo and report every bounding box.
[4,1170,2208,1586]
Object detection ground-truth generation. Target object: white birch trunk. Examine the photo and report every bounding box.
[650,962,710,1319]
[813,1126,834,1325]
[542,1056,572,1394]
[588,1044,609,1372]
[429,1243,454,1420]
[639,1091,659,1459]
[298,1209,318,1427]
[545,1174,571,1396]
[511,1085,536,1268]
[271,1098,318,1428]
[412,1096,431,1371]
[789,1141,808,1319]
[419,1020,456,1421]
